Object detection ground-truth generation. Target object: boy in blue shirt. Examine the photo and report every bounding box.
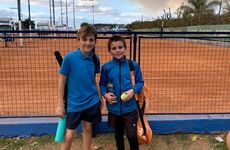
[56,24,101,150]
[100,35,144,150]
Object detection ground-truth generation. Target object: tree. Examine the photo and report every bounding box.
[176,7,183,19]
[221,0,230,23]
[80,22,89,27]
[180,0,221,25]
[223,0,230,13]
[21,18,35,29]
[163,8,172,20]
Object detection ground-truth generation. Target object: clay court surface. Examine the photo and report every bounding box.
[0,36,230,117]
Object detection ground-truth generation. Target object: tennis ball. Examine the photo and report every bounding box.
[121,93,127,101]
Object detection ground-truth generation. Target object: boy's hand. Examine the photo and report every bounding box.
[104,93,117,104]
[122,89,134,102]
[56,106,65,118]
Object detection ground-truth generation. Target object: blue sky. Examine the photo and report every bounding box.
[0,0,185,29]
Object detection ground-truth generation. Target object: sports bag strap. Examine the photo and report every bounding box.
[54,51,68,112]
[92,47,99,77]
[140,99,146,115]
[136,101,147,135]
[129,60,147,135]
[129,60,135,87]
[129,60,134,71]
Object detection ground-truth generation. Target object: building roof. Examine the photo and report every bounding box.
[0,18,13,22]
[37,22,50,26]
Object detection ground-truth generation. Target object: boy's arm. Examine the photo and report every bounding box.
[56,74,67,117]
[96,74,107,111]
[94,56,103,102]
[99,66,108,97]
[95,74,102,101]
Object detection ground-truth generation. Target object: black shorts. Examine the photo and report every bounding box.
[108,110,138,129]
[66,102,102,130]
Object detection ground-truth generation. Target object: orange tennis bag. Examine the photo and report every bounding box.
[129,60,153,145]
[136,85,152,145]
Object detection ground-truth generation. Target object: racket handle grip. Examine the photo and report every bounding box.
[55,117,67,143]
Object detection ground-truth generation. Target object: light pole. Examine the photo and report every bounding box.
[17,0,22,29]
[76,0,95,26]
[66,0,68,30]
[92,0,94,25]
[49,0,52,29]
[60,0,63,26]
[28,0,31,31]
[52,0,56,30]
[73,0,76,30]
[17,0,23,45]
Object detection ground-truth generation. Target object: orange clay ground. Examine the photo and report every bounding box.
[0,36,230,116]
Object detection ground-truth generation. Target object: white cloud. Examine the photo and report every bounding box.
[120,12,142,17]
[1,0,194,28]
[98,6,112,12]
[96,6,120,15]
[0,9,17,18]
[126,0,184,17]
[76,0,98,7]
[30,0,49,6]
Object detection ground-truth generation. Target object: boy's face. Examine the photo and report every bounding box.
[78,35,96,54]
[109,41,126,60]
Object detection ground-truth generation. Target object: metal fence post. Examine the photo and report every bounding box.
[133,33,137,61]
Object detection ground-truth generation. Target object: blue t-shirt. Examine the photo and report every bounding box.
[59,48,100,112]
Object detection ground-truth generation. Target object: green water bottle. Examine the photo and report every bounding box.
[55,117,66,143]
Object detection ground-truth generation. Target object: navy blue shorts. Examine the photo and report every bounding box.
[66,102,102,130]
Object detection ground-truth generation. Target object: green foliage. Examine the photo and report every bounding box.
[213,142,228,150]
[162,134,174,145]
[0,137,27,150]
[177,133,189,142]
[0,138,12,145]
[80,22,89,27]
[21,18,35,29]
[0,133,228,150]
[0,135,54,150]
[221,12,230,23]
[129,0,230,30]
[207,135,228,150]
[35,135,53,145]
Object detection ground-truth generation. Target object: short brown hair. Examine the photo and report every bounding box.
[77,24,97,39]
[107,35,126,51]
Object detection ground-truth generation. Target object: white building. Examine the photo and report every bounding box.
[37,22,51,30]
[0,18,14,30]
